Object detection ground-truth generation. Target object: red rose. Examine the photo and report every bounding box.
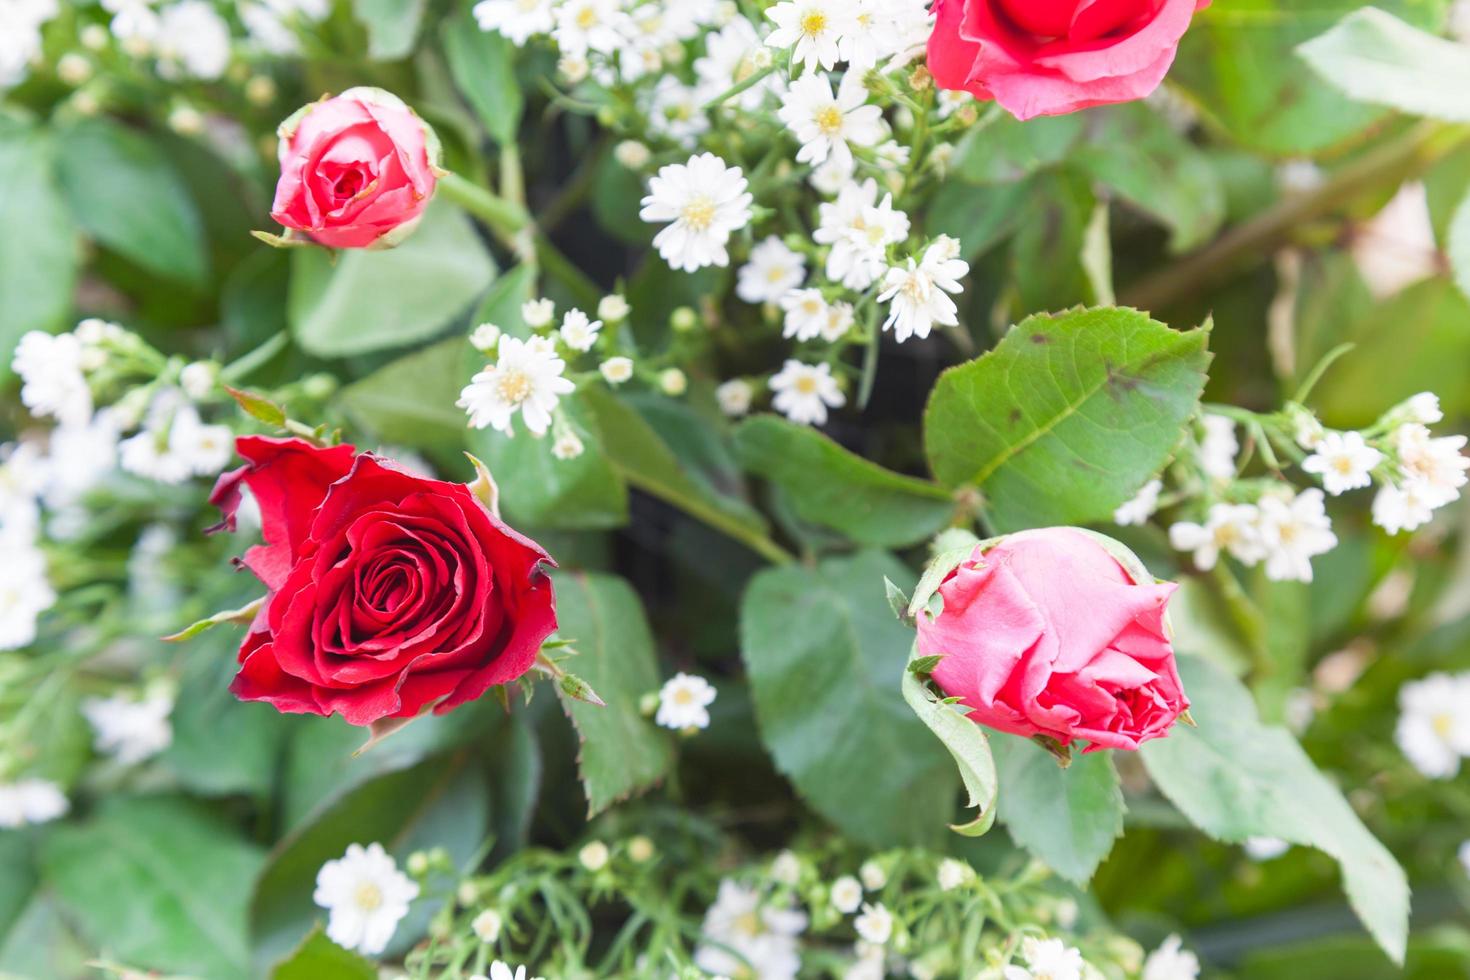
[928,0,1211,120]
[915,528,1187,751]
[270,87,440,250]
[209,437,556,726]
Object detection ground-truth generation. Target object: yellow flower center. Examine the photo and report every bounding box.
[800,10,827,36]
[496,368,533,405]
[575,5,597,28]
[680,195,717,231]
[672,687,695,705]
[794,376,818,395]
[735,911,763,937]
[1433,713,1454,739]
[815,105,845,135]
[355,882,384,912]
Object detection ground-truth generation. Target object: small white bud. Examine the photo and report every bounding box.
[613,140,651,169]
[57,54,92,86]
[659,368,687,397]
[168,105,204,136]
[600,357,634,385]
[471,908,503,943]
[245,76,277,107]
[522,298,555,329]
[578,840,609,872]
[552,432,584,460]
[470,322,503,353]
[80,25,110,51]
[597,294,630,323]
[180,362,218,401]
[627,836,656,863]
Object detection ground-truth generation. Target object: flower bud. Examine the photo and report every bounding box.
[659,368,687,397]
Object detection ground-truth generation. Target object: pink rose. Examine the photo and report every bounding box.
[927,0,1211,120]
[270,87,440,250]
[916,528,1187,751]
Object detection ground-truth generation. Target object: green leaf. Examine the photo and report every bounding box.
[41,795,265,980]
[353,0,427,59]
[991,735,1124,883]
[951,113,1085,184]
[1141,656,1410,964]
[741,551,958,847]
[1010,170,1095,315]
[551,571,675,816]
[1170,0,1448,155]
[900,645,997,838]
[1299,7,1470,123]
[54,118,207,286]
[289,198,496,357]
[923,307,1211,531]
[734,416,955,548]
[927,179,1032,262]
[253,754,489,968]
[337,338,469,454]
[0,123,77,375]
[442,8,524,144]
[272,926,377,980]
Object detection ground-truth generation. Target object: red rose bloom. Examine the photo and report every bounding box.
[928,0,1211,120]
[209,437,556,726]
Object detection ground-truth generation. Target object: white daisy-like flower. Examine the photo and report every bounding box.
[820,301,856,343]
[472,908,503,942]
[43,414,119,510]
[559,309,603,352]
[597,294,629,323]
[1243,836,1290,861]
[770,850,802,886]
[1292,411,1325,450]
[810,157,855,196]
[738,237,808,304]
[459,337,576,437]
[936,857,972,892]
[474,0,556,45]
[659,368,688,397]
[0,777,68,829]
[600,357,634,385]
[1168,502,1266,571]
[1114,478,1163,526]
[552,432,585,460]
[1395,423,1469,506]
[82,691,174,765]
[877,237,969,343]
[579,840,610,871]
[765,0,854,72]
[778,72,884,171]
[119,424,191,486]
[830,875,863,913]
[846,942,887,980]
[858,860,886,891]
[814,179,910,290]
[1142,935,1200,980]
[471,323,503,353]
[313,843,419,955]
[1395,672,1470,779]
[695,17,776,111]
[552,0,627,55]
[648,77,710,146]
[717,378,754,417]
[770,360,844,426]
[1372,480,1439,536]
[168,406,234,477]
[522,298,555,328]
[11,331,92,426]
[1003,937,1084,980]
[482,961,546,980]
[695,879,807,980]
[1199,414,1238,480]
[1256,488,1337,583]
[640,153,753,273]
[1302,431,1383,496]
[780,289,831,342]
[853,902,892,945]
[655,672,717,730]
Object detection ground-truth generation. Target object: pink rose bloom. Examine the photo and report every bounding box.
[916,528,1187,751]
[270,87,440,250]
[927,0,1212,120]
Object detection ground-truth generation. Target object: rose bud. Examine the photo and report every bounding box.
[269,87,441,250]
[208,437,556,726]
[915,528,1187,751]
[928,0,1211,120]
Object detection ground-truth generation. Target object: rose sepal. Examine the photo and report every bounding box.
[901,641,999,838]
[162,596,265,643]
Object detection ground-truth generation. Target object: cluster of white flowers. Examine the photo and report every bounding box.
[1168,483,1338,584]
[472,963,546,980]
[1142,935,1201,980]
[0,0,57,88]
[1002,937,1086,980]
[1395,671,1470,779]
[99,0,233,79]
[0,777,68,829]
[695,878,808,979]
[82,688,175,765]
[655,672,717,731]
[314,842,420,955]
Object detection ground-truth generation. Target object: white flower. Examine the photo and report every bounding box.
[120,428,190,485]
[0,530,54,649]
[765,0,854,72]
[846,941,886,980]
[1142,935,1199,980]
[659,368,688,397]
[598,294,630,322]
[778,72,883,171]
[179,361,217,401]
[459,336,576,437]
[1351,181,1438,300]
[1292,411,1325,450]
[1372,481,1439,536]
[314,843,419,955]
[628,836,656,863]
[770,850,802,886]
[738,237,807,304]
[830,875,863,914]
[810,157,854,196]
[0,778,68,828]
[648,77,710,145]
[1257,488,1337,583]
[472,908,503,943]
[1199,414,1238,480]
[936,858,972,892]
[640,154,753,273]
[0,0,56,87]
[614,140,651,169]
[552,432,585,460]
[486,962,545,980]
[655,672,717,730]
[780,289,831,342]
[1114,478,1163,526]
[12,331,92,426]
[579,839,610,871]
[1003,938,1084,980]
[696,17,776,111]
[853,903,892,945]
[474,0,555,45]
[154,1,231,79]
[695,879,807,980]
[1395,423,1469,507]
[1243,836,1290,861]
[718,379,754,418]
[1168,503,1266,571]
[814,179,910,290]
[1302,431,1383,496]
[559,309,603,352]
[471,323,503,353]
[522,298,555,328]
[552,0,628,55]
[168,406,234,477]
[1395,672,1470,779]
[770,360,844,426]
[0,442,46,534]
[877,238,970,344]
[43,414,119,510]
[858,860,886,891]
[820,301,856,342]
[600,357,634,384]
[1403,392,1444,425]
[82,691,173,765]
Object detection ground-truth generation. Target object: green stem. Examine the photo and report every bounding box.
[438,171,532,243]
[1292,342,1356,404]
[701,63,778,112]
